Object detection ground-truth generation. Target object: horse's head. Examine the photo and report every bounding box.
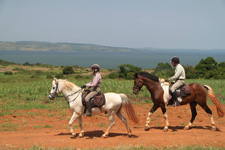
[49,78,60,100]
[133,73,144,95]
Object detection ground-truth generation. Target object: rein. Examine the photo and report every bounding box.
[148,82,161,90]
[67,89,83,104]
[50,81,83,104]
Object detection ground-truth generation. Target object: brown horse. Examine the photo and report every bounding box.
[133,72,224,132]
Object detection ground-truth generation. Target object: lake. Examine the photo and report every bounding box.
[0,50,224,69]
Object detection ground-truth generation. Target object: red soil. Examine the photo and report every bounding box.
[0,104,225,149]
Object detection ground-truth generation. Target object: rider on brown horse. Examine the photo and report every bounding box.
[166,57,186,107]
[81,64,102,116]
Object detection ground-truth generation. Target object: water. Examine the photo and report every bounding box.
[0,50,224,69]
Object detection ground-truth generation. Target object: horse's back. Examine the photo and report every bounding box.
[186,83,207,101]
[104,92,123,106]
[189,83,207,93]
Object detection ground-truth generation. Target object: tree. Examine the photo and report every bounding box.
[152,63,173,78]
[118,64,142,79]
[216,61,225,79]
[184,65,197,79]
[195,57,218,78]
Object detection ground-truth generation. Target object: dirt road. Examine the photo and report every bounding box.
[0,104,225,149]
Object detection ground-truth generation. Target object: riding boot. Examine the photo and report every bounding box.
[172,92,180,107]
[85,100,92,117]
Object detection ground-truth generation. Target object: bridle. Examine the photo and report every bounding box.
[133,79,143,92]
[133,77,161,92]
[49,82,59,99]
[49,81,83,104]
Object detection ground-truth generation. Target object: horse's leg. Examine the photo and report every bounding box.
[69,112,79,138]
[116,111,132,137]
[77,116,84,138]
[160,106,169,132]
[198,103,216,130]
[102,111,115,138]
[184,101,197,130]
[145,104,159,131]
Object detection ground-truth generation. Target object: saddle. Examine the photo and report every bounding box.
[167,83,191,106]
[82,89,106,108]
[170,83,192,97]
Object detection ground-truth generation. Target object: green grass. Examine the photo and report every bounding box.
[0,73,224,117]
[0,121,19,131]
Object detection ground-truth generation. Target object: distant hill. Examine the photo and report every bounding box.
[0,41,136,52]
[1,41,224,54]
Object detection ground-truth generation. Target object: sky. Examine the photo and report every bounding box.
[0,0,225,49]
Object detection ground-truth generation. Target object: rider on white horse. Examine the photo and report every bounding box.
[81,64,102,116]
[166,57,186,107]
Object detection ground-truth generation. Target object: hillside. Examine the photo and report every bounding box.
[0,41,136,52]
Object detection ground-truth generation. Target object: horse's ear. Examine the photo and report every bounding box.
[134,73,138,79]
[54,78,58,84]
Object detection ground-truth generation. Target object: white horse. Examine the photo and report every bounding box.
[49,78,138,138]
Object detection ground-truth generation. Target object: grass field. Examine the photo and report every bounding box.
[0,70,224,116]
[0,66,225,150]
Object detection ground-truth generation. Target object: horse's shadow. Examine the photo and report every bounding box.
[56,130,138,139]
[148,126,222,132]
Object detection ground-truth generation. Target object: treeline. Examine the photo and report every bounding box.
[1,56,225,80]
[151,57,225,79]
[108,57,225,80]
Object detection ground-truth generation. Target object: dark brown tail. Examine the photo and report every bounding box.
[204,85,224,117]
[120,94,139,124]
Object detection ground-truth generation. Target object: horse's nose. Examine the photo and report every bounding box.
[49,95,55,100]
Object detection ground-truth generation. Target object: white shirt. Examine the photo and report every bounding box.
[168,64,186,81]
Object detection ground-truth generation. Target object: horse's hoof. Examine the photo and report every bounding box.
[144,126,150,131]
[184,126,189,130]
[211,127,217,131]
[163,128,168,132]
[70,135,76,139]
[128,133,132,137]
[78,135,83,138]
[101,134,107,138]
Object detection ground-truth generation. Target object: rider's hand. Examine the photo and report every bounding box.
[81,85,86,89]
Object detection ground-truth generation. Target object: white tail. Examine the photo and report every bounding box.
[120,94,139,124]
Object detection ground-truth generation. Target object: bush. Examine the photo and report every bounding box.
[63,66,74,75]
[4,71,13,75]
[118,64,142,80]
[108,72,119,79]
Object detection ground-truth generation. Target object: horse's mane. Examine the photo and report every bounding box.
[58,79,80,91]
[138,72,159,82]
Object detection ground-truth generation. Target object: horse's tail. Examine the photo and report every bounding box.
[204,85,224,117]
[119,93,139,124]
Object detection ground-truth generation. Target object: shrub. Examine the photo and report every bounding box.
[108,72,119,79]
[118,64,142,80]
[4,71,13,75]
[63,66,74,75]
